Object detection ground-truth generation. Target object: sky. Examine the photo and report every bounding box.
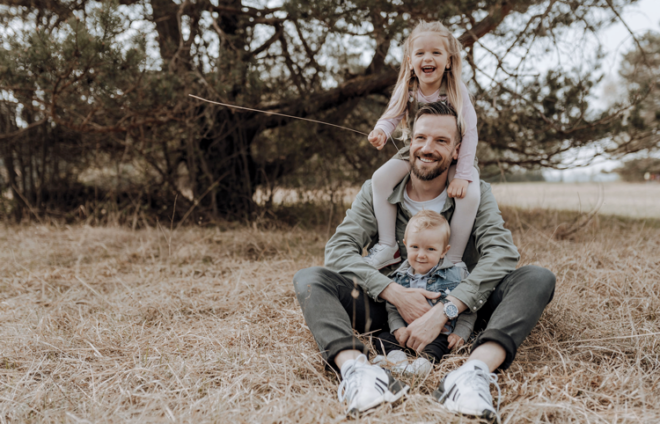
[544,0,660,182]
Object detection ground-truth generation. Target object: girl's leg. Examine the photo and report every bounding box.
[372,159,410,247]
[446,166,480,264]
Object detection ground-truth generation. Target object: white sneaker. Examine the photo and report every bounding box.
[364,243,401,269]
[372,354,387,366]
[372,350,407,368]
[386,350,409,373]
[376,351,432,377]
[434,361,500,421]
[393,357,432,377]
[406,357,433,377]
[338,355,408,417]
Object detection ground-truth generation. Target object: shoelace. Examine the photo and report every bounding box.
[441,367,501,416]
[337,365,364,402]
[462,368,501,415]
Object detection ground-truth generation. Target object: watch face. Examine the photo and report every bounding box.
[445,303,459,318]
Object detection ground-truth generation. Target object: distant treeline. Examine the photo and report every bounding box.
[0,1,657,224]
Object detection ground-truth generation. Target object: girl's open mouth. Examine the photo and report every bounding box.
[422,66,436,74]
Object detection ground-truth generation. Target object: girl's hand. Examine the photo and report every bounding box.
[448,178,469,199]
[368,129,387,150]
[447,333,465,350]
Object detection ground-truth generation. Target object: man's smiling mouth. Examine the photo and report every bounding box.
[417,155,438,164]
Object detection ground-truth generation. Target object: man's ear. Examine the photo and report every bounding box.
[453,141,461,160]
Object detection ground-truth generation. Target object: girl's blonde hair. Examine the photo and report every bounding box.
[383,21,465,135]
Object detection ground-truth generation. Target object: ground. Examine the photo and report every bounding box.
[0,186,659,423]
[491,182,660,219]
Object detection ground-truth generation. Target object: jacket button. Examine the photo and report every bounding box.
[479,300,483,304]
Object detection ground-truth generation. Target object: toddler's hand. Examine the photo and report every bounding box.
[368,129,387,150]
[448,178,469,199]
[447,333,465,350]
[393,328,408,347]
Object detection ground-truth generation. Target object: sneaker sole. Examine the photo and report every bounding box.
[374,256,402,270]
[433,378,498,423]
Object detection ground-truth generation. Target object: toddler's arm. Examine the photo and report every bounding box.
[454,81,479,181]
[447,333,464,349]
[386,301,407,335]
[373,84,407,139]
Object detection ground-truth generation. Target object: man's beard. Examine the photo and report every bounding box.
[410,152,451,181]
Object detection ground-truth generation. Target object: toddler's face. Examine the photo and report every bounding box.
[404,225,450,275]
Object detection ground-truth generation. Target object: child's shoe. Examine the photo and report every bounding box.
[406,357,432,377]
[364,243,401,269]
[386,350,409,373]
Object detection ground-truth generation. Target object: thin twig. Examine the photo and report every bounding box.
[188,94,369,136]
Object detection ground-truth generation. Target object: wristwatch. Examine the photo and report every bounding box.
[444,301,459,319]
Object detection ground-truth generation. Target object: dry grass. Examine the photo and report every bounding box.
[492,182,660,219]
[0,208,659,423]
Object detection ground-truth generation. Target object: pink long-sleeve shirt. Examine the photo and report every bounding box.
[374,81,478,181]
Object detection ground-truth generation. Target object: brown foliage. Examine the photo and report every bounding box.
[0,207,659,422]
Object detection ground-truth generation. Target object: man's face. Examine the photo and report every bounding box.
[409,114,460,181]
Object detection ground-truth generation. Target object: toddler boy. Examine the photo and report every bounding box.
[375,210,476,376]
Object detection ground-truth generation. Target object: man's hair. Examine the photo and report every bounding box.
[413,101,463,145]
[404,210,451,244]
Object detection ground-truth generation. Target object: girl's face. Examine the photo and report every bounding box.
[410,32,451,93]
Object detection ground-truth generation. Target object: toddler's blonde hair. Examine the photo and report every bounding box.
[405,210,451,245]
[383,21,465,137]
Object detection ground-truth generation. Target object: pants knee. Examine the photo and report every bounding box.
[522,265,556,303]
[293,266,336,299]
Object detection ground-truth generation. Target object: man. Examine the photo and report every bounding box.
[293,101,555,419]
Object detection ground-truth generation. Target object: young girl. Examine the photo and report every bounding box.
[364,21,480,269]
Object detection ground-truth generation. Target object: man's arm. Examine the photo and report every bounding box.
[452,311,477,342]
[449,182,521,313]
[324,180,395,301]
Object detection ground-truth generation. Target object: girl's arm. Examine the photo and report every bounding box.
[373,84,407,138]
[455,81,478,181]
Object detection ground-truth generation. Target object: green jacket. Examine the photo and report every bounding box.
[324,175,520,313]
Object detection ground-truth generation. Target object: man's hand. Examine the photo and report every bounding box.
[448,178,469,199]
[403,305,447,352]
[447,333,465,350]
[380,283,442,324]
[368,129,387,150]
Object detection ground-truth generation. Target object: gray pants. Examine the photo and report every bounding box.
[293,265,555,370]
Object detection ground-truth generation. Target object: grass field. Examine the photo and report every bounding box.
[492,182,660,219]
[1,205,659,423]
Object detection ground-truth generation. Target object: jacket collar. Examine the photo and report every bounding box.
[392,256,455,277]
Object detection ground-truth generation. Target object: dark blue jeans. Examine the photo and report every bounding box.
[293,265,555,370]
